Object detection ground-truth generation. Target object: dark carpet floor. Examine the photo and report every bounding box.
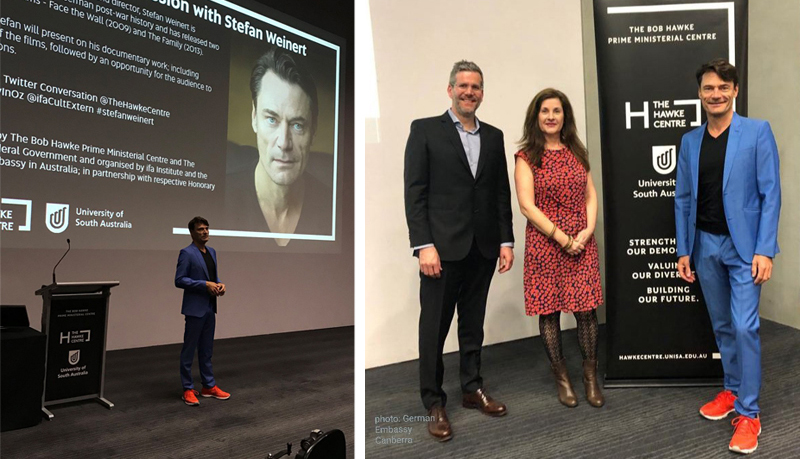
[1,326,354,458]
[365,319,800,458]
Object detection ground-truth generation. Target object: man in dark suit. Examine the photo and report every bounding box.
[175,216,230,405]
[404,60,514,441]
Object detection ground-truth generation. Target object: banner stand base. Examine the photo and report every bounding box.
[604,377,723,388]
[98,397,114,409]
[41,396,114,420]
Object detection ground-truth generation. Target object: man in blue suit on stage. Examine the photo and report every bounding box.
[175,216,230,405]
[675,59,781,454]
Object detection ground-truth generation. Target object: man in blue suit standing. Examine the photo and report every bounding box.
[176,216,230,405]
[675,59,781,454]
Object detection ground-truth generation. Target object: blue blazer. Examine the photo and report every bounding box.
[675,112,781,263]
[175,243,221,318]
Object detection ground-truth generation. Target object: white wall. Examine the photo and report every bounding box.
[747,0,800,328]
[1,246,354,350]
[365,0,589,368]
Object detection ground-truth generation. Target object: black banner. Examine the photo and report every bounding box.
[45,295,107,401]
[594,0,748,383]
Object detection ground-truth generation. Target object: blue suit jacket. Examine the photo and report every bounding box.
[675,112,781,263]
[175,243,221,318]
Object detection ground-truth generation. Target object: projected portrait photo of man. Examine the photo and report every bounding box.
[225,43,336,246]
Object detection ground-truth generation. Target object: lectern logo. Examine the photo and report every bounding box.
[68,350,80,365]
[46,203,69,233]
[59,329,91,344]
[652,146,676,175]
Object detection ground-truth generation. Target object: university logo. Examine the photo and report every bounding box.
[652,145,676,175]
[46,203,69,233]
[68,349,80,365]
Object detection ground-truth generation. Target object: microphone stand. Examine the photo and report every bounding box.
[52,238,71,285]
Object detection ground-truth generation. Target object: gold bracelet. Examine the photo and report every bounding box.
[547,222,557,239]
[562,235,573,250]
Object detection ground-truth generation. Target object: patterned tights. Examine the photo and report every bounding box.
[538,310,598,363]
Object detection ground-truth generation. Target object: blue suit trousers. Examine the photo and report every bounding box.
[180,311,216,390]
[694,230,761,417]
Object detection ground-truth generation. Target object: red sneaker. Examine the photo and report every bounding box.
[182,389,200,406]
[699,390,737,420]
[200,385,230,400]
[729,415,761,454]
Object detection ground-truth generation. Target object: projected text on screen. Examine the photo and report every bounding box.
[0,0,343,251]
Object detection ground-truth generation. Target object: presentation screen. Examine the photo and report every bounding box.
[1,0,344,252]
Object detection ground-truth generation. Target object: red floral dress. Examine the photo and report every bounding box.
[515,148,603,315]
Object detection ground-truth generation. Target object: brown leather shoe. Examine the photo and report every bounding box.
[582,359,605,407]
[427,405,452,442]
[462,388,507,416]
[551,359,578,407]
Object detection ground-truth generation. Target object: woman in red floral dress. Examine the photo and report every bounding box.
[513,88,604,408]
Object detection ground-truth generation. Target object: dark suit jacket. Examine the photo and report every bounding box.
[404,111,514,261]
[175,244,221,318]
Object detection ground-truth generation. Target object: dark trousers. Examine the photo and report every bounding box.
[418,242,496,410]
[180,310,216,390]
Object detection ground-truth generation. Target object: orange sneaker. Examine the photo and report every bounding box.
[729,415,761,454]
[700,389,737,420]
[182,389,200,406]
[200,385,230,400]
